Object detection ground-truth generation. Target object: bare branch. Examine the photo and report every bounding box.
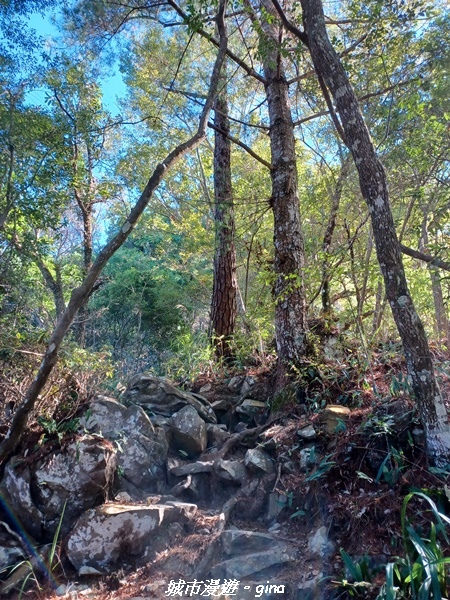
[293,80,417,128]
[207,121,271,169]
[270,0,309,45]
[287,34,368,85]
[167,0,266,84]
[400,245,450,273]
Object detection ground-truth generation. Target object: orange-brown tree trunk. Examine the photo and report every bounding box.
[210,60,237,359]
[260,0,308,386]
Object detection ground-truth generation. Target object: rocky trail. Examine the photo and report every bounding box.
[0,365,446,600]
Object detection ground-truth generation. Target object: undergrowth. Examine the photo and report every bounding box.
[337,491,450,599]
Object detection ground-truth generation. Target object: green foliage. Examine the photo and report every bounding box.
[162,331,215,381]
[339,550,375,596]
[88,236,204,376]
[337,491,450,599]
[375,448,406,487]
[390,373,412,397]
[304,452,337,482]
[37,414,79,442]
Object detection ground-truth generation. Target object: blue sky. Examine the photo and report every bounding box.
[27,11,126,115]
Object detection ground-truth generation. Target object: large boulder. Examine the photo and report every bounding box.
[221,530,278,556]
[80,397,168,492]
[169,405,207,458]
[0,435,116,540]
[65,501,197,572]
[211,547,295,580]
[213,459,247,484]
[123,374,217,423]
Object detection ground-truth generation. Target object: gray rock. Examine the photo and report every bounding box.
[0,459,43,540]
[206,423,230,448]
[308,526,334,557]
[241,376,256,397]
[0,523,25,571]
[66,501,197,572]
[221,530,277,556]
[0,436,116,540]
[148,414,169,428]
[167,521,184,541]
[169,461,214,476]
[244,448,275,474]
[170,405,208,458]
[299,447,317,471]
[211,547,295,580]
[234,474,276,521]
[210,398,232,411]
[234,422,249,433]
[280,458,296,474]
[228,376,245,393]
[297,573,323,600]
[236,399,267,415]
[123,374,217,423]
[297,425,317,440]
[80,397,168,492]
[267,492,287,521]
[214,459,247,484]
[114,491,132,503]
[78,566,103,576]
[55,584,67,596]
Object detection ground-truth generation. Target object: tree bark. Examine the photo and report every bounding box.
[35,258,66,321]
[0,0,229,471]
[210,58,237,359]
[295,0,450,464]
[321,157,349,314]
[258,0,308,386]
[400,245,450,273]
[420,214,449,341]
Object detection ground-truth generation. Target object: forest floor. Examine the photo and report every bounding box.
[2,341,450,599]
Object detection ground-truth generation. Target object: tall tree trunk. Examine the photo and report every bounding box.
[295,0,450,463]
[259,0,308,386]
[420,214,449,341]
[321,157,349,314]
[210,59,237,359]
[74,198,94,347]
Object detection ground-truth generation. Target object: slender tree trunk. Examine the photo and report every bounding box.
[371,279,384,339]
[297,0,450,463]
[210,59,237,359]
[321,157,349,314]
[0,91,19,232]
[35,259,66,320]
[0,0,229,471]
[420,214,449,340]
[259,0,308,386]
[72,142,94,347]
[74,199,94,347]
